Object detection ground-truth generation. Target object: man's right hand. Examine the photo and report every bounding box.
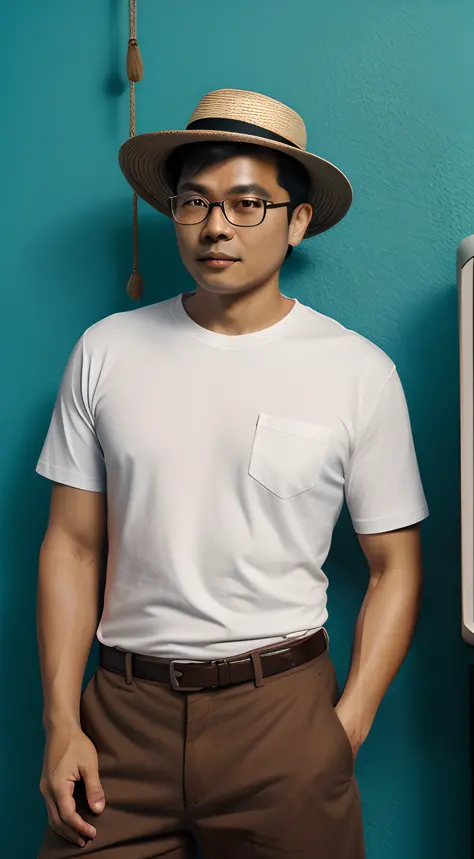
[40,728,106,847]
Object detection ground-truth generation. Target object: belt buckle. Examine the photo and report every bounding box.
[169,660,204,693]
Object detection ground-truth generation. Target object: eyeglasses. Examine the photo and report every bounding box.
[168,194,291,228]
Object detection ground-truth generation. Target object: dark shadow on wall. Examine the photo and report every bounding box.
[103,0,127,134]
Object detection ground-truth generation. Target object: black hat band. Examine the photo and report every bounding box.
[186,117,299,149]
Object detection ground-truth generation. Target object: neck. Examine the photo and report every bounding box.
[183,277,294,336]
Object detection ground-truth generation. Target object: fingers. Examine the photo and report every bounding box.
[57,794,97,841]
[46,781,97,846]
[40,732,106,848]
[49,808,88,848]
[80,763,106,814]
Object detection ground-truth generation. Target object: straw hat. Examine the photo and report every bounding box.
[119,89,352,239]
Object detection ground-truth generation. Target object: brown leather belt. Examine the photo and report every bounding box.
[99,628,328,692]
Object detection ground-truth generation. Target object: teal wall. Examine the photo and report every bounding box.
[1,1,473,856]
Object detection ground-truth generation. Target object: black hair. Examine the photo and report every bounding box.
[165,141,311,260]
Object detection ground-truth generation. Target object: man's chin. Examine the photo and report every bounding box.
[193,271,246,295]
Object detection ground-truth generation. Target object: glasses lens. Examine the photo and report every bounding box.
[171,194,209,225]
[224,197,265,226]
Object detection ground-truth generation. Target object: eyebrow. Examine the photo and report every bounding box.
[178,181,274,199]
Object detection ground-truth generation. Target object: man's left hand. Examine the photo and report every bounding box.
[334,698,373,758]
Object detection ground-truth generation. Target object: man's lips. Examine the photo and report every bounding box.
[198,255,240,269]
[200,258,237,269]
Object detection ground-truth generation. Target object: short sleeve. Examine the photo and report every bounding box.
[345,367,428,534]
[36,333,106,492]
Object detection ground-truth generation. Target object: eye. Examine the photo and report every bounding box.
[235,197,264,210]
[181,196,207,208]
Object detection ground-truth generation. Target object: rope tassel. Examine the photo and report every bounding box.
[126,0,144,300]
[127,38,143,83]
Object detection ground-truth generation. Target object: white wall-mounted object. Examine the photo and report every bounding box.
[458,235,474,644]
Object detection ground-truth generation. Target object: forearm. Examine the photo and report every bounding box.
[37,536,101,732]
[341,559,422,731]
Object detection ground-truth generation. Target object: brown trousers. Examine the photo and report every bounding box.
[38,647,365,858]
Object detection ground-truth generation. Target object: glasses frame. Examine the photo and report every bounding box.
[167,194,292,228]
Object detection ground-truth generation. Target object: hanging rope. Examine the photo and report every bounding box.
[126,0,144,300]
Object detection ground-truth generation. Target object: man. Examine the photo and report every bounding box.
[36,89,428,859]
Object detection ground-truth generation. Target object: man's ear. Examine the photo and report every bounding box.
[288,203,312,248]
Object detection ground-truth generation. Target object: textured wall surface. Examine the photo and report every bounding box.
[1,2,473,857]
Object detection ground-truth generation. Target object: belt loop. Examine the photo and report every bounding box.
[251,652,264,688]
[217,660,231,687]
[124,652,134,686]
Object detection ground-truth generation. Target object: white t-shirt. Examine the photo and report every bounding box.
[36,294,428,660]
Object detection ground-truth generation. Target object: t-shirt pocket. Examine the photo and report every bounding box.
[248,413,332,499]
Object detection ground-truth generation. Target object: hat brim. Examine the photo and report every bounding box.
[118,129,353,238]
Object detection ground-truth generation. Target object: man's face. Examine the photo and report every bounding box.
[173,153,306,297]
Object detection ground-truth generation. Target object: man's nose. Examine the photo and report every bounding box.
[201,203,234,240]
